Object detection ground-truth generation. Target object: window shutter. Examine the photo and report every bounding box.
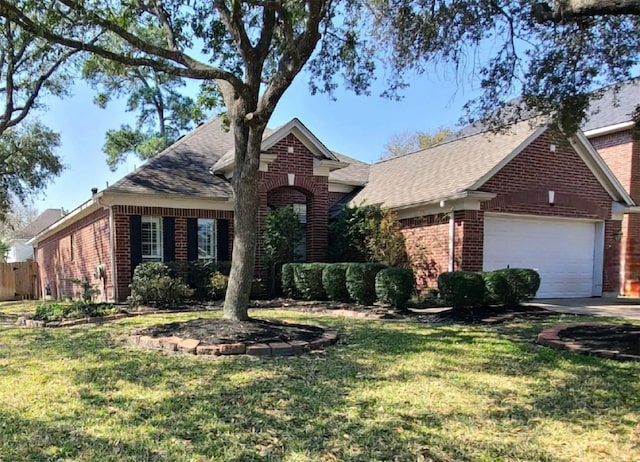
[217,219,230,261]
[186,218,198,261]
[163,217,175,262]
[129,215,142,275]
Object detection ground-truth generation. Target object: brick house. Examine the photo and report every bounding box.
[30,118,368,301]
[30,102,639,301]
[581,79,640,296]
[353,119,633,298]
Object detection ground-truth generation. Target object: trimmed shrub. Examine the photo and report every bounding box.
[129,262,194,308]
[281,263,300,298]
[493,268,541,306]
[322,263,350,301]
[375,267,415,310]
[481,271,512,306]
[437,271,485,310]
[293,263,328,300]
[210,272,229,300]
[345,262,386,305]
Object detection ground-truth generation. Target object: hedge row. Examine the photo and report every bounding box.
[282,263,415,308]
[437,268,541,309]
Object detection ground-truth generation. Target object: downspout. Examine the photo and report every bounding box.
[96,195,116,302]
[448,211,455,271]
[108,206,116,302]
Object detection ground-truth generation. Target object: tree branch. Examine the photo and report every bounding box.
[0,0,244,86]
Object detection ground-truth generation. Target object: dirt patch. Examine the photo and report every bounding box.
[559,324,640,356]
[137,318,325,345]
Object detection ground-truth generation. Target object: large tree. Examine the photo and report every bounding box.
[372,1,640,134]
[0,0,376,321]
[83,30,206,171]
[382,127,452,158]
[0,15,72,219]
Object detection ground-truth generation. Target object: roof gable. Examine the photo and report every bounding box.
[353,119,633,211]
[353,119,544,209]
[211,118,341,174]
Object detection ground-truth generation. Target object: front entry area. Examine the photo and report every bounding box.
[483,214,603,298]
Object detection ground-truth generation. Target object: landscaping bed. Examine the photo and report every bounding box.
[538,323,640,361]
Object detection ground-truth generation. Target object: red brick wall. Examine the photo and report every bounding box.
[36,208,112,301]
[258,134,329,267]
[592,131,640,294]
[591,131,634,194]
[112,206,233,300]
[401,214,451,290]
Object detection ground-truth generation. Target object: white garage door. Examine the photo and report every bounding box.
[483,215,602,298]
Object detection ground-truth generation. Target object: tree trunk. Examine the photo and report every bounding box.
[222,113,265,321]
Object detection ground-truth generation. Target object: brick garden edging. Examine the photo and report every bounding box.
[537,324,640,362]
[15,309,190,328]
[127,327,339,357]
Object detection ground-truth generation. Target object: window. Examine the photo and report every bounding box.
[292,204,307,261]
[292,203,307,224]
[198,219,216,260]
[141,216,163,261]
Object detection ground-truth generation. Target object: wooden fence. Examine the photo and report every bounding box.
[0,262,39,301]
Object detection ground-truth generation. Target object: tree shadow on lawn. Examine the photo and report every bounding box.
[3,316,638,460]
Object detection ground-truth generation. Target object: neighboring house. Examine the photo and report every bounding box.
[5,209,65,262]
[580,79,640,296]
[353,118,633,298]
[30,118,367,301]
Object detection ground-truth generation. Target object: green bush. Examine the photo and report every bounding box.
[492,268,541,306]
[168,260,231,300]
[210,272,229,300]
[322,263,350,301]
[375,267,415,310]
[35,302,66,321]
[481,271,512,306]
[345,263,386,305]
[293,263,328,300]
[281,263,299,298]
[128,262,194,308]
[34,301,117,321]
[437,271,485,310]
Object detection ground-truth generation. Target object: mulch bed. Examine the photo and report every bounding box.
[137,318,325,346]
[559,324,640,356]
[413,304,553,325]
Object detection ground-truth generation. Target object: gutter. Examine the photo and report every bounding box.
[583,121,635,138]
[96,194,117,303]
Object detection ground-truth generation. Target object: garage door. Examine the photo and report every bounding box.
[483,215,601,298]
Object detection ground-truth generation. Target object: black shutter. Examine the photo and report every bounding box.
[217,219,230,261]
[186,218,198,261]
[163,217,175,262]
[129,215,142,275]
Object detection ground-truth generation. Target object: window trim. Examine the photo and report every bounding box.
[141,216,163,261]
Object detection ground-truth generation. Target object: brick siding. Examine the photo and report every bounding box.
[112,206,233,300]
[36,208,112,300]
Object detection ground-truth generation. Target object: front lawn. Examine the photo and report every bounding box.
[0,302,638,461]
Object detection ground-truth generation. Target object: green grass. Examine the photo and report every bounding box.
[0,302,638,461]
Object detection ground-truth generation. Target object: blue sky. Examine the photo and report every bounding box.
[34,70,481,213]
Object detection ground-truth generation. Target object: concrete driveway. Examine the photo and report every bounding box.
[527,298,640,320]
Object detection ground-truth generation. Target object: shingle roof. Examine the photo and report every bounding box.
[352,119,543,209]
[107,117,235,197]
[329,152,369,186]
[13,209,65,239]
[107,116,366,197]
[581,79,640,132]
